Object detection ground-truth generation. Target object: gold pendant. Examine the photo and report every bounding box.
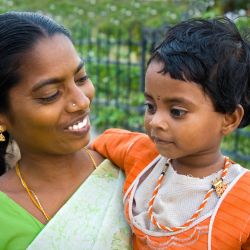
[212,178,227,197]
[0,133,5,142]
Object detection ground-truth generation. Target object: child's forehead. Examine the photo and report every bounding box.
[145,61,187,85]
[145,62,213,105]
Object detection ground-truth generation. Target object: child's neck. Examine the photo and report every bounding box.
[171,153,225,178]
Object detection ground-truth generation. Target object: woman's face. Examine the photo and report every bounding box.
[1,34,95,156]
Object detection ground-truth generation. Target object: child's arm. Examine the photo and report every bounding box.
[242,222,250,249]
[91,128,158,176]
[242,236,250,250]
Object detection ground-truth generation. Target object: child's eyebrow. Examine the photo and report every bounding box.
[144,92,152,99]
[144,92,195,106]
[162,97,195,106]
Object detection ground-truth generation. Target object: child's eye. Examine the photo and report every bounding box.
[144,102,156,114]
[75,75,89,86]
[38,91,60,103]
[170,108,187,118]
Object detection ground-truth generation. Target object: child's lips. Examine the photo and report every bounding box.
[152,136,173,145]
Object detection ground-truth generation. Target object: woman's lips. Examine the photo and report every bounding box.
[64,115,90,135]
[68,116,88,131]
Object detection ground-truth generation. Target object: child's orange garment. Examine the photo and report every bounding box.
[92,128,250,250]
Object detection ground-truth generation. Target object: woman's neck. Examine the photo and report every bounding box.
[17,149,89,187]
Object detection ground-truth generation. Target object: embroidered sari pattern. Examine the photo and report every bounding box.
[28,159,132,250]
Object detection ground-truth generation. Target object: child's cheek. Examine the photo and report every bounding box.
[144,115,151,136]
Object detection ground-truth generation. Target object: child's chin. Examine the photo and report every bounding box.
[156,149,172,159]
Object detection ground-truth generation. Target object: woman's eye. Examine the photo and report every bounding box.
[38,91,60,103]
[76,75,89,85]
[170,108,187,118]
[144,102,156,114]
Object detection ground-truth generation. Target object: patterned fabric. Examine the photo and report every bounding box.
[124,167,249,250]
[130,156,244,232]
[28,159,132,250]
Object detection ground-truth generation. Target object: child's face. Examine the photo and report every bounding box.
[144,61,225,160]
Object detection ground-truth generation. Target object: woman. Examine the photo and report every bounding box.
[0,11,131,249]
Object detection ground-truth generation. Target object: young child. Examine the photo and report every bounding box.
[92,17,250,249]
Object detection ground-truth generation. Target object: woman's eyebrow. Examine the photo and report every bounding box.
[75,60,84,74]
[31,60,85,92]
[31,77,63,92]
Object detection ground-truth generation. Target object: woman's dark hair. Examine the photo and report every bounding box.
[148,17,250,128]
[0,11,71,175]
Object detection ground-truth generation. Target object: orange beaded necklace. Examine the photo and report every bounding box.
[148,157,232,232]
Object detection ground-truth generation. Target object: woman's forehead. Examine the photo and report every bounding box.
[19,34,80,77]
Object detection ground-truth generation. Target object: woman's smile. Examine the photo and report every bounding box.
[64,115,91,136]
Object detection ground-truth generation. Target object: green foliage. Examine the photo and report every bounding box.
[222,128,250,168]
[1,0,249,30]
[0,0,227,32]
[85,60,145,131]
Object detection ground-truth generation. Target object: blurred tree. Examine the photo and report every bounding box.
[0,0,248,34]
[216,0,250,13]
[0,0,217,31]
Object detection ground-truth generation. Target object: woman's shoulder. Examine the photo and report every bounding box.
[87,149,105,166]
[0,169,17,193]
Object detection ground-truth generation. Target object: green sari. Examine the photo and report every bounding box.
[0,192,44,250]
[0,160,131,250]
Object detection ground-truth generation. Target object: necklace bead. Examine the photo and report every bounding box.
[148,157,232,232]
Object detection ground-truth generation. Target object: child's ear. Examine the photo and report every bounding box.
[221,105,244,135]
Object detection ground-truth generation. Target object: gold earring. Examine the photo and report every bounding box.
[0,126,6,142]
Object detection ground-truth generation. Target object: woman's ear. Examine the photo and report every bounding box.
[221,105,244,135]
[0,113,10,137]
[0,115,7,131]
[0,112,10,128]
[0,123,6,131]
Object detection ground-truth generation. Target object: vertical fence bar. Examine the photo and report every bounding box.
[95,33,101,119]
[105,31,111,128]
[140,28,147,92]
[115,30,121,108]
[234,130,240,154]
[105,32,111,105]
[87,28,92,64]
[124,31,132,127]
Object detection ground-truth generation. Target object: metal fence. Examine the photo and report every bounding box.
[74,26,250,167]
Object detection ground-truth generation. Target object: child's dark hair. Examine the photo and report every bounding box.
[0,11,71,175]
[149,17,250,128]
